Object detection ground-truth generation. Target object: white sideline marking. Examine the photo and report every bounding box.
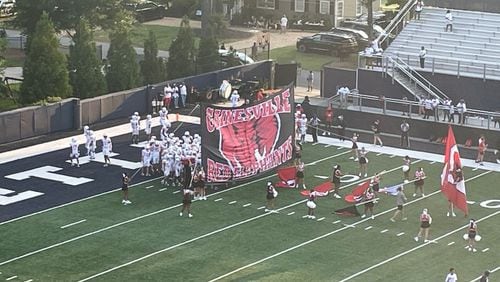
[287,212,295,216]
[145,185,154,189]
[376,153,383,156]
[77,200,308,282]
[0,158,458,268]
[208,171,493,281]
[257,206,265,210]
[396,232,405,237]
[364,226,373,230]
[380,229,388,233]
[447,242,455,246]
[429,161,436,164]
[482,248,489,253]
[317,217,325,222]
[339,210,500,281]
[333,220,341,224]
[6,276,17,281]
[243,203,252,207]
[60,219,86,229]
[172,190,180,194]
[158,188,167,192]
[228,201,237,205]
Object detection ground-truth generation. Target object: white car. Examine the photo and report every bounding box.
[218,49,255,66]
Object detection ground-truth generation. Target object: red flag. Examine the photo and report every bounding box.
[275,166,296,188]
[344,181,371,203]
[441,126,468,215]
[300,182,332,196]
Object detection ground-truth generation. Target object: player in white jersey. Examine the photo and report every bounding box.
[160,124,170,141]
[230,90,240,107]
[145,114,152,141]
[141,146,152,176]
[83,125,91,156]
[182,131,193,144]
[151,141,161,174]
[69,138,80,167]
[88,130,96,160]
[299,114,308,144]
[174,156,183,186]
[161,153,174,186]
[159,107,168,127]
[102,134,112,167]
[131,116,140,144]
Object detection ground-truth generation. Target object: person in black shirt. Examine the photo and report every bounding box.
[331,165,342,199]
[192,174,206,200]
[121,173,131,205]
[372,119,383,146]
[265,182,277,212]
[180,187,195,218]
[183,159,192,190]
[337,115,346,141]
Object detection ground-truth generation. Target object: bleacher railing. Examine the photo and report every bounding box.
[377,0,416,48]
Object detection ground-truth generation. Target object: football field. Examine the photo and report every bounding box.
[0,142,499,281]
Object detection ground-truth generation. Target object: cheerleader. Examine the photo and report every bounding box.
[331,165,343,199]
[324,103,333,136]
[180,187,195,218]
[350,133,359,161]
[414,208,432,242]
[192,174,206,200]
[294,142,302,165]
[402,155,411,183]
[306,189,328,219]
[413,167,426,197]
[358,147,368,177]
[371,173,381,194]
[476,135,487,165]
[466,219,478,252]
[295,161,306,189]
[265,182,278,212]
[361,187,376,219]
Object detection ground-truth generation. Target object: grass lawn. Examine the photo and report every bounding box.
[258,46,358,71]
[0,96,19,112]
[0,142,498,281]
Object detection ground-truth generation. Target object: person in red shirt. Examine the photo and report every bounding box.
[324,103,333,136]
[413,167,426,197]
[255,88,265,101]
[414,208,432,242]
[476,135,487,165]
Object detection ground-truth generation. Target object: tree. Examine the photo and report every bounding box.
[167,16,195,79]
[105,27,140,92]
[140,30,166,84]
[196,27,219,73]
[20,13,71,104]
[362,0,376,42]
[68,19,106,98]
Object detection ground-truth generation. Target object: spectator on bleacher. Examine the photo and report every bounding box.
[172,84,180,109]
[445,10,453,32]
[449,103,455,123]
[363,46,375,69]
[442,98,452,121]
[432,97,440,121]
[419,46,427,68]
[423,97,433,119]
[414,1,424,20]
[418,96,425,116]
[456,99,467,124]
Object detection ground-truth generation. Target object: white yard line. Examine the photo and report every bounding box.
[24,279,33,282]
[287,212,295,216]
[257,206,265,210]
[207,170,492,281]
[243,203,252,207]
[214,198,223,202]
[364,226,373,230]
[429,161,436,164]
[380,229,388,233]
[482,248,489,253]
[396,232,405,237]
[60,219,86,229]
[158,188,167,192]
[6,276,17,281]
[228,201,237,205]
[447,242,455,246]
[145,185,154,189]
[340,210,500,281]
[316,217,325,222]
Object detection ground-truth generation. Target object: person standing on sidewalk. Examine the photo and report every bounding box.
[419,46,427,68]
[306,71,314,92]
[400,119,410,148]
[280,14,288,34]
[390,186,407,222]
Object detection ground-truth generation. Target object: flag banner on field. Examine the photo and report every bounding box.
[334,205,361,217]
[300,181,332,196]
[344,180,370,203]
[379,184,401,196]
[201,84,295,183]
[440,126,468,215]
[275,166,297,188]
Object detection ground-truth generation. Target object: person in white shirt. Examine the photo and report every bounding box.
[280,14,288,34]
[145,114,152,140]
[130,115,140,144]
[445,268,458,282]
[445,10,453,32]
[431,98,440,121]
[442,99,452,122]
[88,130,96,160]
[163,84,172,110]
[102,134,112,167]
[179,83,187,108]
[69,138,80,167]
[141,146,152,176]
[83,125,91,156]
[419,46,427,68]
[423,98,433,119]
[230,90,240,107]
[414,0,424,20]
[456,99,467,124]
[172,84,179,109]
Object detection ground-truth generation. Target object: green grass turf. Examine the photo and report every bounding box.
[257,46,358,71]
[0,144,498,281]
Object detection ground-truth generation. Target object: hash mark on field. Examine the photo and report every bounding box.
[333,220,341,224]
[482,248,489,253]
[396,232,405,236]
[287,212,295,215]
[447,242,455,246]
[302,215,309,218]
[214,198,223,202]
[314,175,329,179]
[324,144,332,148]
[145,185,154,189]
[228,201,237,205]
[376,153,383,156]
[257,206,265,210]
[337,147,343,150]
[6,276,17,281]
[389,155,396,158]
[473,167,479,171]
[380,229,388,233]
[467,200,476,204]
[158,188,167,192]
[24,280,33,282]
[429,161,436,164]
[172,190,180,194]
[312,143,318,146]
[243,203,252,207]
[317,217,325,221]
[364,226,373,230]
[60,219,86,229]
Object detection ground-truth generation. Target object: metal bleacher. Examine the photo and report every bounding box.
[384,6,500,80]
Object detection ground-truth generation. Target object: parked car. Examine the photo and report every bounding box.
[218,49,255,67]
[0,0,15,18]
[125,1,166,23]
[296,33,358,57]
[355,11,396,28]
[339,21,386,39]
[329,27,369,50]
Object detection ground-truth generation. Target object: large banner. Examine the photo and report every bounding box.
[201,85,295,183]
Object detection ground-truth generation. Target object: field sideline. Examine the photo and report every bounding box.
[0,138,499,281]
